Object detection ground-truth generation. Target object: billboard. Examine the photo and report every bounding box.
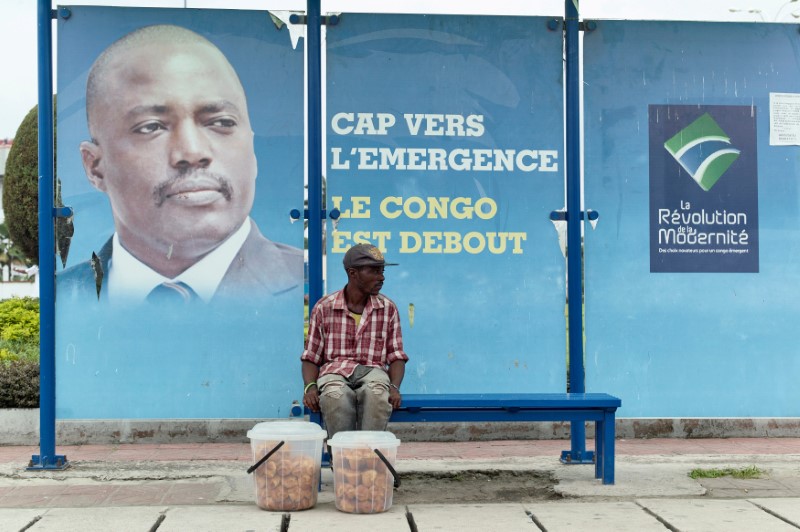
[55,7,305,418]
[325,14,567,393]
[584,21,800,416]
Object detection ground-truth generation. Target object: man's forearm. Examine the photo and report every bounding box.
[387,360,405,388]
[302,360,320,387]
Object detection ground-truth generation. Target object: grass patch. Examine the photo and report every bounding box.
[689,465,763,480]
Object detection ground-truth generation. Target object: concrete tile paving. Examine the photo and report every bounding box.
[637,499,798,532]
[407,503,535,531]
[157,505,284,531]
[2,499,800,531]
[749,498,800,527]
[1,438,799,530]
[699,476,800,499]
[159,480,221,505]
[0,485,68,508]
[288,502,410,531]
[524,501,666,532]
[47,485,116,508]
[0,508,43,532]
[104,483,171,507]
[26,506,167,531]
[554,462,706,498]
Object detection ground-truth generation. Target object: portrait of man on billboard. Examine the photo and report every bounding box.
[53,8,305,419]
[58,23,302,304]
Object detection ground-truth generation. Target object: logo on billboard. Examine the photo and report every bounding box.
[663,112,740,192]
[649,104,759,273]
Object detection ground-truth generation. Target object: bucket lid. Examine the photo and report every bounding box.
[246,421,326,441]
[328,430,401,449]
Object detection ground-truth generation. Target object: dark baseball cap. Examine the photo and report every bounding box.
[343,243,398,269]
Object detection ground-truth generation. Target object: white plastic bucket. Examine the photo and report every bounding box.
[328,430,401,513]
[247,421,326,511]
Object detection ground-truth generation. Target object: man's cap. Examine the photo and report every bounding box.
[343,243,398,269]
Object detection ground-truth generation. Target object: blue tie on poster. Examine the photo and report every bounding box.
[325,15,567,393]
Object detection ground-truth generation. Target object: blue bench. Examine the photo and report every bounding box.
[306,392,621,485]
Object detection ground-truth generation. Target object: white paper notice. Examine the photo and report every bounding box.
[770,92,800,146]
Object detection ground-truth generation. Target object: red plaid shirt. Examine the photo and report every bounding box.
[301,289,408,378]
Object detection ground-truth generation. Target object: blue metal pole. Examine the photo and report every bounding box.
[307,0,323,307]
[30,0,67,471]
[560,0,592,465]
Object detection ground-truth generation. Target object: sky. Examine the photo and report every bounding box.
[1,0,798,139]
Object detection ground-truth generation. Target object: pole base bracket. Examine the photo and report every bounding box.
[559,450,596,464]
[27,454,70,471]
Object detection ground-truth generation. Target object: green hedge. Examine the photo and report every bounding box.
[0,298,40,408]
[0,360,39,408]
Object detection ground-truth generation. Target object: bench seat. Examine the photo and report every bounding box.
[307,392,621,484]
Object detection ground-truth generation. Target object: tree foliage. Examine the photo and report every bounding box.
[2,102,57,265]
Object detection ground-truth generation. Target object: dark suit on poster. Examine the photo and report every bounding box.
[57,220,303,303]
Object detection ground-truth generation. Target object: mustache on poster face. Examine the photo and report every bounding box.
[152,169,233,207]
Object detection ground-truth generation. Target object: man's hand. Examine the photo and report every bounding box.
[388,386,402,409]
[301,361,321,412]
[387,361,405,410]
[303,385,320,412]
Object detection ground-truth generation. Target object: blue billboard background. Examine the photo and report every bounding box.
[55,7,305,418]
[325,15,567,393]
[47,12,800,421]
[584,21,800,416]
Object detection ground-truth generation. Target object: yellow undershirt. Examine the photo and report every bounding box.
[350,311,362,327]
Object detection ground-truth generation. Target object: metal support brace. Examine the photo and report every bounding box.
[289,14,339,25]
[289,208,341,221]
[547,19,596,32]
[53,206,73,218]
[549,210,599,222]
[560,447,595,464]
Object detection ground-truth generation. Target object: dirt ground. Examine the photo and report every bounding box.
[0,461,562,506]
[392,469,559,505]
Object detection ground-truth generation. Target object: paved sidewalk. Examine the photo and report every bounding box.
[1,438,799,531]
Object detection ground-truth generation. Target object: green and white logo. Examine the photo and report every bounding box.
[664,113,740,192]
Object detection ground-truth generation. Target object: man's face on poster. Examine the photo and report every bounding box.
[80,40,257,261]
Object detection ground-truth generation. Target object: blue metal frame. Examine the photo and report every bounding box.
[307,0,324,308]
[30,0,68,471]
[400,393,620,410]
[561,0,593,465]
[31,1,597,472]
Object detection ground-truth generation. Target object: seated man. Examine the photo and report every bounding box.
[301,243,408,439]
